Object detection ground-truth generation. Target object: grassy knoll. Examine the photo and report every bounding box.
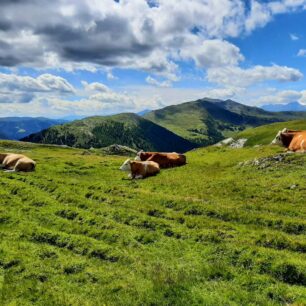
[0,140,305,305]
[236,119,306,146]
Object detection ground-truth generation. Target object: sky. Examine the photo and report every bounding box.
[1,0,306,118]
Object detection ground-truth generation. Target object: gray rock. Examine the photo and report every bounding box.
[214,138,247,148]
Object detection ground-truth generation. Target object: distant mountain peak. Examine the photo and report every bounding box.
[137,109,151,116]
[144,97,302,146]
[261,101,306,112]
[0,117,66,140]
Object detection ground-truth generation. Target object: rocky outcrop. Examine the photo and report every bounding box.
[214,138,247,148]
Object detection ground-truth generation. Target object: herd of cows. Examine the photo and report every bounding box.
[0,128,305,177]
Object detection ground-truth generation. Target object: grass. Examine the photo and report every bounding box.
[0,140,305,305]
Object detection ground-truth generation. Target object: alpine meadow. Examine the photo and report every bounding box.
[0,134,306,305]
[1,0,306,305]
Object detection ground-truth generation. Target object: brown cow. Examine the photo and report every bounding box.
[271,128,306,152]
[135,151,186,168]
[0,153,36,172]
[119,159,160,179]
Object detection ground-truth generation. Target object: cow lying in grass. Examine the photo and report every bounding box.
[119,159,160,179]
[0,153,36,172]
[271,128,306,152]
[135,151,186,168]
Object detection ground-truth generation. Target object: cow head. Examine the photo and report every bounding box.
[271,128,288,145]
[119,159,131,171]
[134,150,144,161]
[0,153,7,163]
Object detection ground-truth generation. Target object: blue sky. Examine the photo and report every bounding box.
[0,0,306,118]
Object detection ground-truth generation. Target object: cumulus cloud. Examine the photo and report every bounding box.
[82,81,110,93]
[146,76,171,87]
[0,72,75,103]
[245,0,306,33]
[0,73,74,93]
[180,39,244,68]
[0,79,170,117]
[297,49,306,57]
[245,1,272,32]
[0,0,305,79]
[290,33,299,40]
[207,65,303,87]
[257,90,303,104]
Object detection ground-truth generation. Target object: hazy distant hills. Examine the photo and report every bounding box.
[0,131,8,140]
[144,98,304,146]
[137,109,151,116]
[261,101,306,112]
[22,113,195,152]
[0,117,66,140]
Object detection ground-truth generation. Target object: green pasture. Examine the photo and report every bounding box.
[0,140,305,305]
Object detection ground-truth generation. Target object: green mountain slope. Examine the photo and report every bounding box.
[144,99,305,146]
[235,119,306,146]
[0,117,66,140]
[22,113,194,152]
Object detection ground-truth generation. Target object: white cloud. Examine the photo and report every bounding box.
[207,65,303,87]
[268,0,306,14]
[257,90,303,104]
[245,1,272,32]
[297,49,306,57]
[106,70,117,80]
[82,81,110,93]
[0,73,75,103]
[0,73,74,94]
[290,33,299,40]
[180,39,244,68]
[0,0,305,80]
[245,0,306,32]
[146,76,171,87]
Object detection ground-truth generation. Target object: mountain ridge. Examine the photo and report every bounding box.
[261,101,306,112]
[21,98,306,150]
[144,98,305,146]
[22,113,195,152]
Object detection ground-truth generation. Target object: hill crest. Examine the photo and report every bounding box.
[22,113,195,152]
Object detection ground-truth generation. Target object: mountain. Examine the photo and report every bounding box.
[0,117,66,140]
[261,102,306,112]
[144,98,306,146]
[0,131,8,140]
[22,113,194,152]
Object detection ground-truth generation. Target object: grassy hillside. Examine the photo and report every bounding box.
[144,99,305,146]
[0,140,305,305]
[236,119,306,146]
[0,117,66,140]
[22,113,194,152]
